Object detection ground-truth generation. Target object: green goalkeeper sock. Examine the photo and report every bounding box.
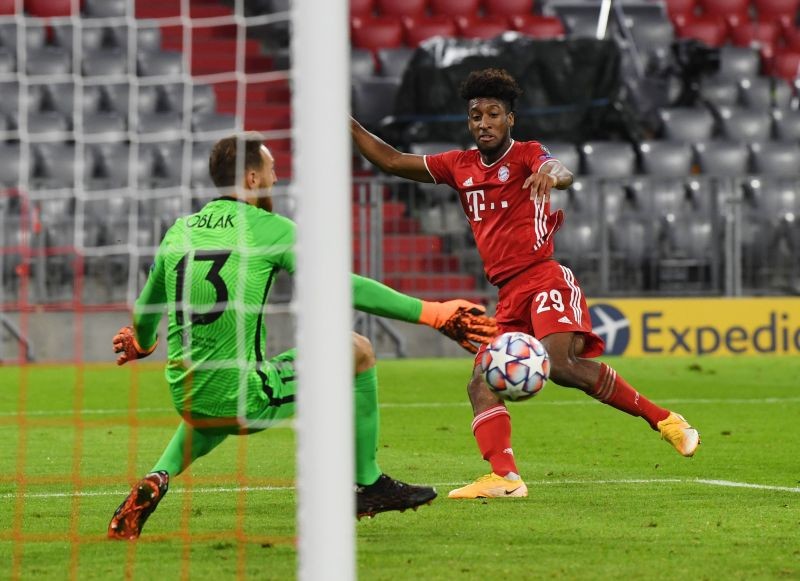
[151,421,228,477]
[354,367,382,486]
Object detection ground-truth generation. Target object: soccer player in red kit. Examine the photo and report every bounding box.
[351,67,700,499]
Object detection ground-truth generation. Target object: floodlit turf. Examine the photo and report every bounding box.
[1,356,799,579]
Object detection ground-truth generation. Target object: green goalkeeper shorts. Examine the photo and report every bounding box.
[181,348,298,436]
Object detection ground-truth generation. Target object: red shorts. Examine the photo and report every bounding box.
[477,259,604,361]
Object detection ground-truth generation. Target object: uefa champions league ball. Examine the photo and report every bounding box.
[480,332,550,401]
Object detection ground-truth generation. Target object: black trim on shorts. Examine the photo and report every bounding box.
[253,269,295,407]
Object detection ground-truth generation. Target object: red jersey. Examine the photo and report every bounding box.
[424,140,564,287]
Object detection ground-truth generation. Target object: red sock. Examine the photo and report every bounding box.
[590,363,670,430]
[472,405,519,477]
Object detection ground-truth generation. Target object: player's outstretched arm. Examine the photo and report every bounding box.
[418,300,498,353]
[350,117,435,183]
[352,274,497,353]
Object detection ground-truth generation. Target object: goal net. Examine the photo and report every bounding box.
[1,0,354,578]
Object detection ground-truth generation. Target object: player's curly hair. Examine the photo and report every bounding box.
[209,131,267,189]
[459,68,523,113]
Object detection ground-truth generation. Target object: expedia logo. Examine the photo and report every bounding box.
[590,303,630,355]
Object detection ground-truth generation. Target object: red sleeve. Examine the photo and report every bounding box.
[521,141,555,174]
[424,150,463,188]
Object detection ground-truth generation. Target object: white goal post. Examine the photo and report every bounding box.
[293,1,355,580]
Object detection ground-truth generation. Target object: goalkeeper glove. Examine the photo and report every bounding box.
[113,326,157,366]
[418,300,498,354]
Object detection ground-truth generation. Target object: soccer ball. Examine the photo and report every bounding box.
[479,332,550,401]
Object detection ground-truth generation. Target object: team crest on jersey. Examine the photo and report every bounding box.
[498,165,510,182]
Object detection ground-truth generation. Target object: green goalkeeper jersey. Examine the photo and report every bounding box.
[133,197,423,418]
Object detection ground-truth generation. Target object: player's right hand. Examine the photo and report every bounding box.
[112,326,157,366]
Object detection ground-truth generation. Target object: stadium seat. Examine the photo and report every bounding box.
[429,0,480,17]
[31,142,76,189]
[136,27,163,53]
[403,15,458,46]
[750,141,800,176]
[84,0,127,17]
[190,140,216,188]
[659,217,714,262]
[716,106,773,142]
[699,76,740,109]
[455,15,511,40]
[694,140,750,175]
[729,22,779,62]
[675,16,728,47]
[0,46,13,73]
[658,107,716,141]
[351,48,377,79]
[351,17,405,51]
[582,141,637,178]
[544,142,581,174]
[376,0,427,18]
[376,47,415,78]
[27,47,72,76]
[82,50,129,77]
[638,141,694,176]
[25,0,74,16]
[627,15,675,61]
[772,109,800,141]
[27,110,70,135]
[353,77,401,127]
[0,81,17,115]
[562,14,603,39]
[510,14,566,39]
[0,142,20,186]
[716,46,761,80]
[770,50,800,84]
[89,142,134,188]
[351,0,375,18]
[743,177,798,225]
[739,76,793,110]
[409,141,462,156]
[663,0,698,24]
[697,0,749,29]
[650,177,699,217]
[484,0,534,17]
[552,216,600,274]
[137,50,183,77]
[0,0,13,14]
[754,0,799,34]
[192,112,237,134]
[551,178,601,216]
[82,112,127,135]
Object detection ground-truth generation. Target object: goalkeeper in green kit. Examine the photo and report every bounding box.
[107,132,498,540]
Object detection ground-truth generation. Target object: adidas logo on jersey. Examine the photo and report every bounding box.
[462,177,474,186]
[558,316,573,324]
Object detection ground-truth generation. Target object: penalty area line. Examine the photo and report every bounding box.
[2,477,798,501]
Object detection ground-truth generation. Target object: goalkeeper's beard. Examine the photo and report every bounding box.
[252,180,273,212]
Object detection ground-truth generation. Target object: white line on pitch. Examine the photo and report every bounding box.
[2,477,798,501]
[2,397,800,418]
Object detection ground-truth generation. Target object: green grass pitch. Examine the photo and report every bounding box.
[1,356,799,579]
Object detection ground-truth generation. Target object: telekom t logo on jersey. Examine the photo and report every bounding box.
[466,189,509,222]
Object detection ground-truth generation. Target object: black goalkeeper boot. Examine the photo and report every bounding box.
[355,474,437,519]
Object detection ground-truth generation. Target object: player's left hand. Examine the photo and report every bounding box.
[419,300,499,353]
[523,172,557,204]
[112,326,157,366]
